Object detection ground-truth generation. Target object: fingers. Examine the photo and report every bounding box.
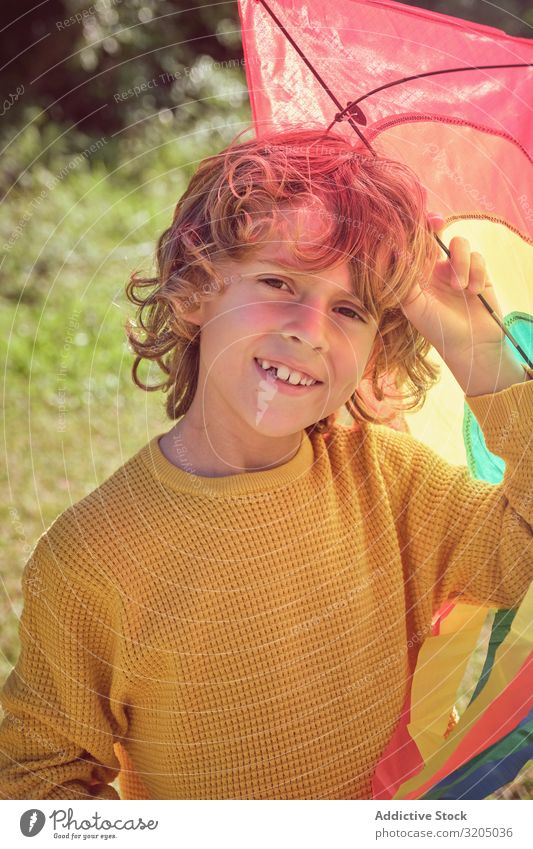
[467,251,486,294]
[447,236,488,293]
[426,223,491,298]
[427,212,446,232]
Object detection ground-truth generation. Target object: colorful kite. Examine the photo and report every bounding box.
[237,0,533,798]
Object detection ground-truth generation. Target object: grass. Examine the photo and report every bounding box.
[1,122,233,678]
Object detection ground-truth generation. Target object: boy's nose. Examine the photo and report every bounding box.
[279,305,330,353]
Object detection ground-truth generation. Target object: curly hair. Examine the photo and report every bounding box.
[125,125,441,436]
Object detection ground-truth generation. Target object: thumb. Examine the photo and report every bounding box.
[427,212,446,234]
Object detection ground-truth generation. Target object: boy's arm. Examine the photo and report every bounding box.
[379,374,532,623]
[0,529,127,799]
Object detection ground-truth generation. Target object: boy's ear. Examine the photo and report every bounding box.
[170,272,228,328]
[171,297,206,328]
[182,303,205,327]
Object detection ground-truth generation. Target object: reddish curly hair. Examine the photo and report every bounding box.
[125,125,440,436]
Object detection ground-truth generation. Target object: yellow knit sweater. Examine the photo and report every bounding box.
[0,379,531,800]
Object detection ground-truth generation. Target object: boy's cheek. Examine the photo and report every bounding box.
[238,301,280,328]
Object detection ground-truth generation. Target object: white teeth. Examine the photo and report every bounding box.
[257,359,317,387]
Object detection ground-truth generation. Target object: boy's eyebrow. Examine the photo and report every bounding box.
[254,259,369,312]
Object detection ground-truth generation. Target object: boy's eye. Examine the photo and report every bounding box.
[259,277,289,291]
[258,277,366,322]
[336,306,365,322]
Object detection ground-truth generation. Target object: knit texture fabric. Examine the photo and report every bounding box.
[0,379,531,800]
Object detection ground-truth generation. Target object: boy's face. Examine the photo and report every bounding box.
[180,207,380,437]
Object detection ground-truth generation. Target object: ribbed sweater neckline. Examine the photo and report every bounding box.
[139,429,317,498]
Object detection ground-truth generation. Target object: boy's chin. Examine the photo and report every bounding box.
[250,410,330,437]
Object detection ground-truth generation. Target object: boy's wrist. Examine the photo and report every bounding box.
[448,349,530,397]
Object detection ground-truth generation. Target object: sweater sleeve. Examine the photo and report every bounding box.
[0,524,127,799]
[377,375,532,623]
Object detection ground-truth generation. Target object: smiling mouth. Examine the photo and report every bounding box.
[254,357,323,388]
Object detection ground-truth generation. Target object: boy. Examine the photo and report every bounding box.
[0,128,531,800]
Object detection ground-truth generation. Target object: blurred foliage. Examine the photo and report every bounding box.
[0,0,252,296]
[0,0,243,138]
[406,0,533,35]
